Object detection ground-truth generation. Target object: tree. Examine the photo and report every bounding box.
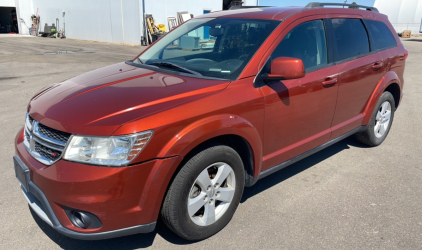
[348,2,359,9]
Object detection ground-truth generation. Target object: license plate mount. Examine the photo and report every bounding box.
[14,156,30,192]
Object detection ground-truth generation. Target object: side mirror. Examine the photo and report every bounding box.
[263,57,305,82]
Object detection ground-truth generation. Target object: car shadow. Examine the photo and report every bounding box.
[30,137,366,248]
[241,136,367,202]
[30,208,196,249]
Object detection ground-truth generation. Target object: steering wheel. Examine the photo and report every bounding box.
[238,54,249,61]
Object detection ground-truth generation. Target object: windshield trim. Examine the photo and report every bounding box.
[125,60,229,81]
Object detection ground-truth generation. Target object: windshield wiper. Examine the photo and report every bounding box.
[147,62,202,76]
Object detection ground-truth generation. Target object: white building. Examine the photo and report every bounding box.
[0,0,258,45]
[374,0,422,34]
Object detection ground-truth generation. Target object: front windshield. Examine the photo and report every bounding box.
[137,18,280,80]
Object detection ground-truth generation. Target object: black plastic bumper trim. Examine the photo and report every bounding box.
[15,156,156,240]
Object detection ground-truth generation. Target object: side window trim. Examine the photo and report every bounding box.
[328,18,378,65]
[324,18,335,64]
[361,19,374,52]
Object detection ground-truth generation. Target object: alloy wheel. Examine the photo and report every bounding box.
[374,101,392,138]
[187,162,236,226]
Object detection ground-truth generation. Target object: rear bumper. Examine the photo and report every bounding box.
[14,128,182,240]
[19,175,156,240]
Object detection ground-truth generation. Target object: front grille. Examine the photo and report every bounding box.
[38,123,71,143]
[23,114,71,165]
[27,115,34,125]
[24,130,30,142]
[34,142,62,161]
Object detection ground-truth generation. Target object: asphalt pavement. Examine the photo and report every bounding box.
[0,36,421,249]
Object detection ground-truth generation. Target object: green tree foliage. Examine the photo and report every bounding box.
[348,2,359,9]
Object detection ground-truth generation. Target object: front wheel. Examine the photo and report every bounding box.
[161,144,245,241]
[355,91,395,146]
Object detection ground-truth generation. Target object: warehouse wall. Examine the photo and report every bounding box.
[15,0,33,35]
[27,0,142,44]
[374,0,422,34]
[144,0,222,35]
[13,0,232,44]
[0,0,15,7]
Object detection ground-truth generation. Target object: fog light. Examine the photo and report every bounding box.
[63,206,102,229]
[71,211,92,229]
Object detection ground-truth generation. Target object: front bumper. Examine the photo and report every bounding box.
[18,169,156,240]
[14,128,181,240]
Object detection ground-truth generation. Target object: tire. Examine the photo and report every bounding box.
[355,91,395,147]
[161,144,245,241]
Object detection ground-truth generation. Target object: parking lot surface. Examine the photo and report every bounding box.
[1,36,421,249]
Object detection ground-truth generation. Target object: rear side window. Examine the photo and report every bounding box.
[331,19,370,62]
[364,20,397,51]
[271,20,328,70]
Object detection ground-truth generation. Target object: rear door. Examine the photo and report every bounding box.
[259,16,339,171]
[363,19,403,88]
[327,17,384,139]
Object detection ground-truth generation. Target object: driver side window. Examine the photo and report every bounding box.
[271,20,328,71]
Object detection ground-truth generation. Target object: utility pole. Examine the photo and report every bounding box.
[343,0,347,8]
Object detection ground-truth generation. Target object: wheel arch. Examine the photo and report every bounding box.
[384,82,401,109]
[362,71,402,125]
[158,114,263,182]
[176,134,258,187]
[149,115,263,221]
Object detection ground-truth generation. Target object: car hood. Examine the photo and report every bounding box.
[28,62,229,136]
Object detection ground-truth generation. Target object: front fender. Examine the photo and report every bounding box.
[158,114,263,177]
[362,71,402,125]
[143,115,263,221]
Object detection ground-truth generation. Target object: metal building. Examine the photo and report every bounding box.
[374,0,422,34]
[3,0,258,45]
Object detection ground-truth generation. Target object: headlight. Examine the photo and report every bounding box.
[63,131,153,166]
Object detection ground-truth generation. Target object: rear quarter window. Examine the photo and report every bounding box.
[331,19,370,62]
[363,20,397,51]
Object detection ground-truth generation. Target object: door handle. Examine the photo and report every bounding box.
[372,62,383,70]
[322,77,337,87]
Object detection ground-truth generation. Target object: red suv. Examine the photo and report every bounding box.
[14,3,407,241]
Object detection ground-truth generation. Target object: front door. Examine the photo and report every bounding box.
[259,17,339,171]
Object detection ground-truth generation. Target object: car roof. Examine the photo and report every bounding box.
[195,6,385,21]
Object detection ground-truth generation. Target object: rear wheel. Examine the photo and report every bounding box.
[356,91,395,146]
[161,144,245,241]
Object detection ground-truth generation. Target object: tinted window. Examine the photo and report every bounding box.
[271,20,327,70]
[364,20,397,50]
[331,19,370,61]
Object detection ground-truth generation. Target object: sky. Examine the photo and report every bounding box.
[259,0,376,7]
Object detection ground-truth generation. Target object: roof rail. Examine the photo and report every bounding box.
[229,6,273,10]
[305,2,379,12]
